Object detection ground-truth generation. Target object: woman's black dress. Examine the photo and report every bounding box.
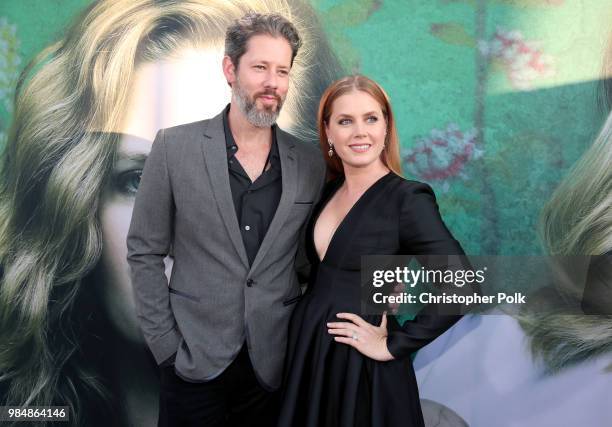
[278,172,467,427]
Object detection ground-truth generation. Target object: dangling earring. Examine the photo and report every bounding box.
[328,140,334,158]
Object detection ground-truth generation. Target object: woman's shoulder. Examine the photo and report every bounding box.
[386,173,437,200]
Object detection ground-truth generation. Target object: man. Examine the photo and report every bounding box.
[127,12,325,427]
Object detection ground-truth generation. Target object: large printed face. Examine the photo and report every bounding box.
[97,48,231,342]
[325,90,388,173]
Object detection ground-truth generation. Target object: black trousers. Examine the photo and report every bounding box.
[158,345,279,427]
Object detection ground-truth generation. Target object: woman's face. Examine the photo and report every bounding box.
[325,90,388,173]
[98,47,232,342]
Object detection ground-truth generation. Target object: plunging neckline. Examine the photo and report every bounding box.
[313,171,392,263]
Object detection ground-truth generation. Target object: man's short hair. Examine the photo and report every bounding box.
[225,12,302,68]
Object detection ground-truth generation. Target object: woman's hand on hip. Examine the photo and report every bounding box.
[327,312,395,361]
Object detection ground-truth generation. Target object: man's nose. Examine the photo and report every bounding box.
[264,70,278,89]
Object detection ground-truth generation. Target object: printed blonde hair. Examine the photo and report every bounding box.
[518,111,612,372]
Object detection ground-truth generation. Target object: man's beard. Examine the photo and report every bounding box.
[233,78,285,128]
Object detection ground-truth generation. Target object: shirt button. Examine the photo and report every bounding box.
[246,278,255,287]
[232,146,237,150]
[244,225,250,231]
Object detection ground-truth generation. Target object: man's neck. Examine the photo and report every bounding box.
[227,102,273,147]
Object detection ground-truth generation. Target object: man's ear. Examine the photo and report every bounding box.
[222,56,237,87]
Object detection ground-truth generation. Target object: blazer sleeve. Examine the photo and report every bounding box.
[126,129,181,365]
[386,182,471,360]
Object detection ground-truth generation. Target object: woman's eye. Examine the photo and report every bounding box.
[366,115,378,123]
[114,169,142,196]
[338,118,351,125]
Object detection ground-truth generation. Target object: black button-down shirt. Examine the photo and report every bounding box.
[223,105,282,266]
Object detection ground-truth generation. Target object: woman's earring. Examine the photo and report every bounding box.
[328,140,334,158]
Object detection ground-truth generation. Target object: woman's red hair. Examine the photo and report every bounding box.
[317,75,402,180]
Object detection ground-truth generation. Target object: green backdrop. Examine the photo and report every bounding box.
[2,0,609,255]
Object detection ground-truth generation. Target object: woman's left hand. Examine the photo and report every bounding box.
[327,312,395,361]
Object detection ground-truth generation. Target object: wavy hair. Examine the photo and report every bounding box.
[0,0,340,424]
[518,110,612,372]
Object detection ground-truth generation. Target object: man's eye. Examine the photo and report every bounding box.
[254,65,265,70]
[114,169,142,196]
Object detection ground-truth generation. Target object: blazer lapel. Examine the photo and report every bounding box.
[201,112,250,268]
[249,129,297,275]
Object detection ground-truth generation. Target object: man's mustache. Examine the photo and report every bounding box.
[254,91,282,103]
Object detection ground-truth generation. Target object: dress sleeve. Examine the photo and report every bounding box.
[386,182,471,360]
[398,183,463,256]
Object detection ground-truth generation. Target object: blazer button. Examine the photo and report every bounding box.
[246,278,255,287]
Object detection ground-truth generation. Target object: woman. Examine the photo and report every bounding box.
[0,1,340,425]
[278,75,470,427]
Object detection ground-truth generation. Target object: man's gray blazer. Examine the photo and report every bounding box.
[127,110,325,389]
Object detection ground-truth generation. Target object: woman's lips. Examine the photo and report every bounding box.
[348,143,371,153]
